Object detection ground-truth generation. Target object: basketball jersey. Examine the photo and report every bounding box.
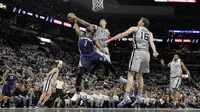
[46,69,59,83]
[78,33,95,56]
[94,26,110,48]
[169,59,182,77]
[132,27,149,51]
[51,70,59,83]
[5,70,17,84]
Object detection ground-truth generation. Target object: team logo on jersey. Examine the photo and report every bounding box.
[99,57,103,61]
[99,57,106,61]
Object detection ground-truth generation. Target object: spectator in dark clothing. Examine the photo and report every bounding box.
[12,83,22,107]
[19,85,28,107]
[33,86,42,106]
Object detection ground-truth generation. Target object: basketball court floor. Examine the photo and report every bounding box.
[1,108,200,112]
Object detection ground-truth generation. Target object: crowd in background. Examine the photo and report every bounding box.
[0,40,200,108]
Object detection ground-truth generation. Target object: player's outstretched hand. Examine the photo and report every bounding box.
[153,51,159,57]
[69,14,77,20]
[105,39,111,45]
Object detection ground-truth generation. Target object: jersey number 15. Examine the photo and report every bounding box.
[140,32,149,41]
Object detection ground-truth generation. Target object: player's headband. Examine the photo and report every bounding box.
[56,60,63,65]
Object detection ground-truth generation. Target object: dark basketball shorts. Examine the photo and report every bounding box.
[2,83,15,96]
[78,51,106,70]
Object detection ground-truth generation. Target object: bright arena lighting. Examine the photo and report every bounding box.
[37,37,51,43]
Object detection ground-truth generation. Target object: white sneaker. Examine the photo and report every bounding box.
[131,99,139,107]
[119,76,127,84]
[71,93,80,102]
[117,99,132,107]
[131,95,144,107]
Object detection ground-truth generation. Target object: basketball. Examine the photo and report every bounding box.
[67,13,76,22]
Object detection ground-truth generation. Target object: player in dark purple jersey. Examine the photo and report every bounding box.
[0,62,20,107]
[71,20,115,101]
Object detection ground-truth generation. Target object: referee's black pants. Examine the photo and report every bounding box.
[51,88,65,108]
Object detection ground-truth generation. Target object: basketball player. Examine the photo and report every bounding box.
[105,17,159,107]
[69,14,127,83]
[71,20,118,101]
[167,54,190,107]
[36,61,63,108]
[0,62,20,107]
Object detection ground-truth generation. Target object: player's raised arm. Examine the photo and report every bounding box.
[74,20,83,39]
[181,62,190,75]
[73,16,91,27]
[149,32,159,57]
[46,68,56,78]
[94,37,109,55]
[1,70,9,83]
[105,27,138,44]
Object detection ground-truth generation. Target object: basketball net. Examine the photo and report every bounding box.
[92,0,104,12]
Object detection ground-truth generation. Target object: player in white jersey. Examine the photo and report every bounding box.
[69,14,127,83]
[36,61,63,108]
[105,17,159,107]
[168,54,190,106]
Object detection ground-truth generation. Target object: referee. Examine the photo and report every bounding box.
[52,75,65,108]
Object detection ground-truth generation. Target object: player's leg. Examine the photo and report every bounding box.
[37,80,50,106]
[131,51,150,106]
[72,58,89,102]
[94,48,127,82]
[0,95,3,107]
[94,55,127,83]
[2,96,8,107]
[39,83,55,107]
[95,47,110,76]
[75,67,86,92]
[118,71,137,107]
[170,77,181,107]
[137,73,143,96]
[103,63,109,76]
[41,86,56,107]
[41,93,51,106]
[103,48,111,76]
[1,84,7,101]
[1,85,9,107]
[8,85,15,107]
[118,51,141,107]
[90,64,99,74]
[71,67,87,102]
[37,93,46,105]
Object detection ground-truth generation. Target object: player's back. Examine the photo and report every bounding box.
[6,70,17,84]
[78,33,95,56]
[133,27,149,52]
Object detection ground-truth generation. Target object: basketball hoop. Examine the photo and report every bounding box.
[92,0,104,12]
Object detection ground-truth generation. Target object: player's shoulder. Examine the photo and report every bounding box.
[52,68,59,72]
[129,26,140,33]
